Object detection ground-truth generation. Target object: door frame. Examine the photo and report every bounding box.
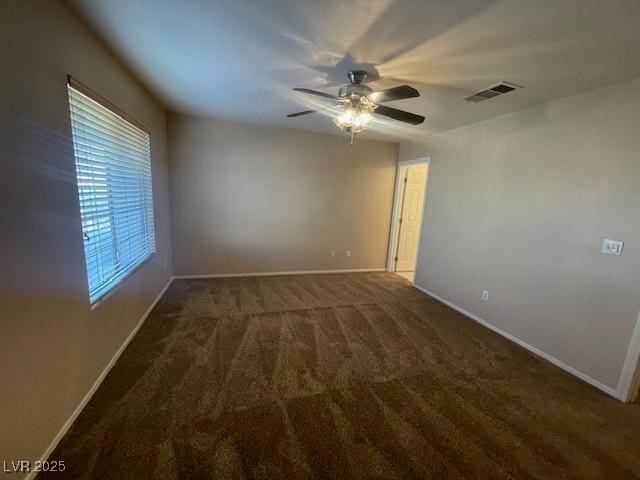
[617,309,640,402]
[386,156,431,275]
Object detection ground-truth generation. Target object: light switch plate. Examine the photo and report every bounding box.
[602,238,624,256]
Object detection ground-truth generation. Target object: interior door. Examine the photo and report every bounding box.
[395,163,428,272]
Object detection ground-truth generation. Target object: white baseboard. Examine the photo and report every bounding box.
[27,277,174,480]
[172,268,386,280]
[617,309,640,402]
[412,283,623,401]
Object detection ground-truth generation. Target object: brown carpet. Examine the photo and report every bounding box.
[42,273,640,479]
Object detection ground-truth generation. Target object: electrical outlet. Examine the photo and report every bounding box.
[331,250,335,258]
[346,250,351,257]
[482,290,490,302]
[601,238,624,256]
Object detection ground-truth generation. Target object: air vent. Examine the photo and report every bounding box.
[463,82,521,103]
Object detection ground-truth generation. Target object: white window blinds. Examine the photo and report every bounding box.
[67,79,156,305]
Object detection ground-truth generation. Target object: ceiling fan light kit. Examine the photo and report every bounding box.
[332,96,376,132]
[288,70,425,144]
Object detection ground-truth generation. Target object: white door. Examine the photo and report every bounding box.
[395,163,428,272]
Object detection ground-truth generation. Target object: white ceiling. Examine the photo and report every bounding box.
[69,0,640,141]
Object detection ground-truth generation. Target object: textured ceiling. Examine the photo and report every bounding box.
[69,0,640,141]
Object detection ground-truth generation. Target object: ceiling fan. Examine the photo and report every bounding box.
[287,70,425,144]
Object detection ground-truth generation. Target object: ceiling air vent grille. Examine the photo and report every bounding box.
[463,82,521,103]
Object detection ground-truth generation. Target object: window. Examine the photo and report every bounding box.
[67,77,156,305]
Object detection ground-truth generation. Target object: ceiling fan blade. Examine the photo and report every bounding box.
[367,85,419,103]
[286,110,317,118]
[374,105,425,125]
[293,88,336,99]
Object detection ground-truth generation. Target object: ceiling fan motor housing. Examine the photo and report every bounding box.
[339,70,373,99]
[339,83,373,98]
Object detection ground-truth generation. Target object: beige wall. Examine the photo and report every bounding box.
[400,77,640,391]
[0,0,172,471]
[168,114,398,275]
